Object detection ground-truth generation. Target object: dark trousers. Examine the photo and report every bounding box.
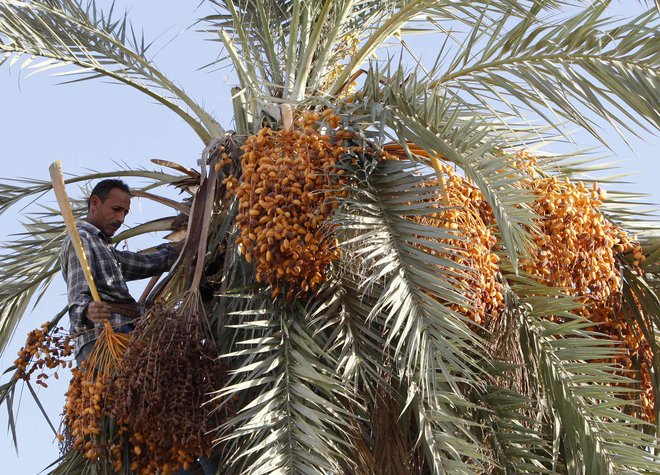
[74,340,95,367]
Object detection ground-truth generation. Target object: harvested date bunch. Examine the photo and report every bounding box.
[15,321,73,387]
[61,366,121,467]
[109,295,225,474]
[236,110,347,298]
[59,322,130,469]
[84,321,130,377]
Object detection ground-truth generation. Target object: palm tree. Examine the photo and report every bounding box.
[1,1,659,474]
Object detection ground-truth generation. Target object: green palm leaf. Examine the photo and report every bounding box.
[213,300,356,474]
[334,158,491,472]
[512,275,660,474]
[0,0,221,142]
[309,274,390,400]
[0,215,66,354]
[0,167,180,216]
[435,5,660,145]
[479,387,564,474]
[355,64,539,270]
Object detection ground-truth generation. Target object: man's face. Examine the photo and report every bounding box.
[87,188,130,238]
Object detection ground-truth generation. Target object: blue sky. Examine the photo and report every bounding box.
[0,2,658,474]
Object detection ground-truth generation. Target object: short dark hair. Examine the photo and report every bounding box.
[87,179,131,209]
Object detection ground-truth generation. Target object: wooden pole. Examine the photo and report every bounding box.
[49,160,101,303]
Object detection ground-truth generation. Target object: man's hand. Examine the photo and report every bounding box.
[86,301,111,323]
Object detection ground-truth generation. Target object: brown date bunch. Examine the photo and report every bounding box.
[14,322,73,387]
[109,297,226,474]
[60,366,123,468]
[59,323,131,471]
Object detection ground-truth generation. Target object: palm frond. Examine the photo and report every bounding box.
[479,387,564,474]
[511,275,660,474]
[0,0,221,142]
[356,64,539,271]
[0,215,64,355]
[111,216,182,243]
[45,447,88,475]
[205,0,564,111]
[0,167,180,217]
[620,262,660,431]
[434,5,660,145]
[213,301,356,474]
[333,158,492,472]
[309,277,408,474]
[335,158,483,379]
[309,274,390,401]
[474,288,564,474]
[329,0,572,97]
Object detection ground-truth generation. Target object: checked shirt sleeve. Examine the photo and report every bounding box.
[114,243,178,281]
[62,235,94,336]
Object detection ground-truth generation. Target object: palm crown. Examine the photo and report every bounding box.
[1,1,659,474]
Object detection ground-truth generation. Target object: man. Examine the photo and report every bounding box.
[61,179,181,366]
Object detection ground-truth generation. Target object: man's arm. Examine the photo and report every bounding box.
[115,242,180,281]
[62,235,94,332]
[63,235,113,326]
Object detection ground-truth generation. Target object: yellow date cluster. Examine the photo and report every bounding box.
[236,111,347,298]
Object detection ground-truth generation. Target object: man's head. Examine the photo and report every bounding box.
[86,179,131,238]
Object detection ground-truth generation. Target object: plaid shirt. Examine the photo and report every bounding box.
[61,220,178,356]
